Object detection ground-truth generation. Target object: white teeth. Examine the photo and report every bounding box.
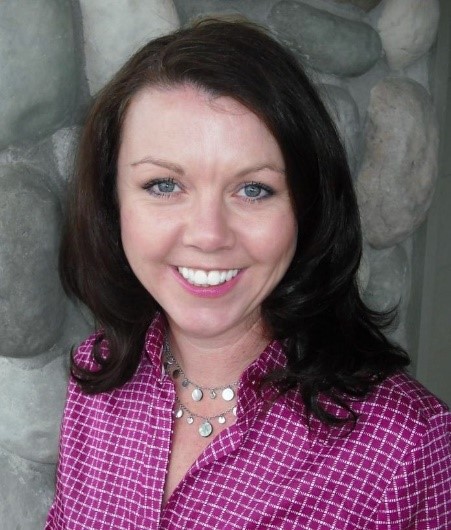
[178,267,239,287]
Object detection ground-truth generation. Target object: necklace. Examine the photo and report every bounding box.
[163,337,239,438]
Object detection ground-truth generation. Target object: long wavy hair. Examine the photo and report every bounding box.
[60,17,409,425]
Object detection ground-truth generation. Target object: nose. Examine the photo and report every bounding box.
[182,195,235,252]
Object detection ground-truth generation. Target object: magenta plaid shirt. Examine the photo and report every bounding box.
[46,314,451,529]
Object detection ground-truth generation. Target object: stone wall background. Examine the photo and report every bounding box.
[0,1,442,527]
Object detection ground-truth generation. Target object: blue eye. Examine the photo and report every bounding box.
[145,178,181,196]
[238,182,273,201]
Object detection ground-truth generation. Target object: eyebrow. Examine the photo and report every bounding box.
[131,155,285,178]
[131,155,184,174]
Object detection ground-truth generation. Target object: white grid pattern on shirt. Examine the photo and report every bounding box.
[46,316,451,529]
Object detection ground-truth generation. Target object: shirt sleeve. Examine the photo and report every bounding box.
[375,411,451,530]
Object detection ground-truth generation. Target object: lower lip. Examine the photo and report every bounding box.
[172,268,243,298]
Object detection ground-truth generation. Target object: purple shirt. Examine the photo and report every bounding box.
[46,314,451,529]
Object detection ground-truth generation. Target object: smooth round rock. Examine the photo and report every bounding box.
[320,84,360,173]
[79,0,180,94]
[0,164,66,357]
[378,0,440,70]
[0,354,68,463]
[357,77,438,248]
[0,447,55,530]
[172,0,272,24]
[269,1,382,77]
[0,0,78,149]
[330,0,382,11]
[51,126,81,185]
[363,245,408,313]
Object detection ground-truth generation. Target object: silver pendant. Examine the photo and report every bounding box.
[210,390,217,399]
[218,416,226,424]
[182,379,189,388]
[222,387,235,402]
[187,416,194,424]
[199,421,213,437]
[232,406,237,416]
[175,408,183,418]
[192,388,203,401]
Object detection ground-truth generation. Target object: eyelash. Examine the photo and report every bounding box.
[144,178,180,198]
[238,181,274,202]
[143,178,274,202]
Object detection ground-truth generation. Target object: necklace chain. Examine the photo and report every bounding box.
[163,337,239,438]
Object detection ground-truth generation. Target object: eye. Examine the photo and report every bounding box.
[144,178,182,197]
[237,182,273,201]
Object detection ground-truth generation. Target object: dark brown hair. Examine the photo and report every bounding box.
[60,18,409,424]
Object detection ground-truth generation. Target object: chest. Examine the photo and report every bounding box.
[162,418,231,505]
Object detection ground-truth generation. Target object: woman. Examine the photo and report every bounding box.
[46,18,450,529]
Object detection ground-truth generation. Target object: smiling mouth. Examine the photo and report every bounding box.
[177,267,240,287]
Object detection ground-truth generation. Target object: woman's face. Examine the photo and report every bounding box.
[117,85,297,341]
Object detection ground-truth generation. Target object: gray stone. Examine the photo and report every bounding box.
[329,0,381,11]
[357,77,439,248]
[80,0,180,94]
[51,126,81,186]
[378,0,440,70]
[268,1,382,77]
[173,0,274,24]
[0,0,79,150]
[0,447,55,530]
[363,245,408,314]
[0,164,66,357]
[357,247,371,295]
[320,84,360,173]
[0,354,68,464]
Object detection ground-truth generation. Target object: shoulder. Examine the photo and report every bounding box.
[351,371,450,458]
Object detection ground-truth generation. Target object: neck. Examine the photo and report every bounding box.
[165,318,270,387]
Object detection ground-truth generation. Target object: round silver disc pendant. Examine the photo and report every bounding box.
[222,387,235,402]
[192,388,203,401]
[186,416,194,425]
[218,416,226,424]
[199,421,213,437]
[182,379,189,388]
[175,408,183,419]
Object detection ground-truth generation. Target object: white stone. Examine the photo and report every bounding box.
[378,0,440,70]
[79,0,180,94]
[363,245,408,313]
[0,354,68,464]
[320,84,361,174]
[357,77,438,248]
[51,126,81,184]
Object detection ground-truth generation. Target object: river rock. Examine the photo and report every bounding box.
[0,448,55,530]
[363,245,408,314]
[0,164,66,357]
[79,0,180,94]
[357,77,438,248]
[0,354,68,464]
[320,84,360,173]
[269,1,382,77]
[172,0,273,24]
[0,0,78,150]
[329,0,382,11]
[378,0,440,70]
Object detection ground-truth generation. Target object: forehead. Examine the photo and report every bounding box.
[118,84,284,170]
